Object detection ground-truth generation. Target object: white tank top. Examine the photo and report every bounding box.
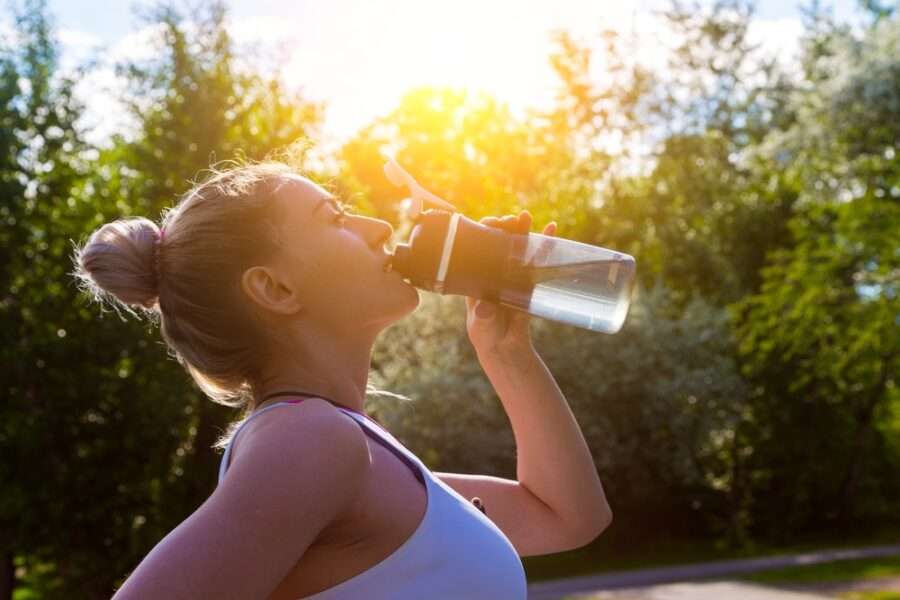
[217,400,528,599]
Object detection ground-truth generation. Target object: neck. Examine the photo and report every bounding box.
[255,322,377,415]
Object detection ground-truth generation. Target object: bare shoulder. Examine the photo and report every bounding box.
[112,400,371,599]
[233,398,368,464]
[224,398,372,507]
[216,398,372,554]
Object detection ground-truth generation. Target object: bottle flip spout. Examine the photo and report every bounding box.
[383,155,457,221]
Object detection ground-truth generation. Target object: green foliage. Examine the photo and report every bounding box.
[744,554,900,584]
[1,1,324,597]
[2,0,899,595]
[368,293,518,473]
[0,2,187,598]
[338,86,608,243]
[733,17,900,535]
[843,593,900,600]
[537,1,801,310]
[371,285,752,540]
[97,0,325,553]
[112,1,324,214]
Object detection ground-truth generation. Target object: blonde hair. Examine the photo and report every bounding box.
[72,161,304,443]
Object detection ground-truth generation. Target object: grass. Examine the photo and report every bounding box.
[523,525,900,583]
[555,585,900,600]
[744,555,900,584]
[548,555,900,600]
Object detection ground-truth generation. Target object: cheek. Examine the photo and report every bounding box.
[303,260,357,293]
[296,234,356,281]
[296,232,383,308]
[302,252,372,303]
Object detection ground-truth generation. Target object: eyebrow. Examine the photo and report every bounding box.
[312,195,343,217]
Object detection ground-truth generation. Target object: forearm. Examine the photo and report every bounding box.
[478,343,612,536]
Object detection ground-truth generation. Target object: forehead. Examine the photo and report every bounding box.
[274,174,335,216]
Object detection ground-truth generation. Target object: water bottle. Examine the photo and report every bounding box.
[383,156,636,334]
[389,209,636,334]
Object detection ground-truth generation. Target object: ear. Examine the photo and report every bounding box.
[241,265,303,315]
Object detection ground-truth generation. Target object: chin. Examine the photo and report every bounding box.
[389,286,420,322]
[368,286,419,330]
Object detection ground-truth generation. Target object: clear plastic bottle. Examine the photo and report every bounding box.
[503,232,635,333]
[390,210,636,334]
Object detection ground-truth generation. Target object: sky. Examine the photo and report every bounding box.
[34,0,864,146]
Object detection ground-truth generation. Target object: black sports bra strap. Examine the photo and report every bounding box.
[353,421,426,487]
[261,390,360,415]
[261,390,331,403]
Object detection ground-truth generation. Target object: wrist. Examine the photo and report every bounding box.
[476,339,537,366]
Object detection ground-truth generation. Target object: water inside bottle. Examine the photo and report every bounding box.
[499,258,635,333]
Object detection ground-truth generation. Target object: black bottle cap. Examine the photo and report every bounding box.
[390,243,412,277]
[388,210,452,290]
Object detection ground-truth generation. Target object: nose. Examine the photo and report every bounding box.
[356,215,394,251]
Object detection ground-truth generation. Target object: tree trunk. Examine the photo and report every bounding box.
[0,552,14,600]
[836,356,893,522]
[837,407,874,521]
[180,396,228,514]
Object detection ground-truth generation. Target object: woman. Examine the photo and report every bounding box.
[74,161,612,599]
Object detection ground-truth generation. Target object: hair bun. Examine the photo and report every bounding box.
[73,217,162,311]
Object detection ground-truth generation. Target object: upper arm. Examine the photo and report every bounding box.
[435,472,611,557]
[113,408,370,600]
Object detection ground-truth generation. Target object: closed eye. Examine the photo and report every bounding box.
[328,199,351,226]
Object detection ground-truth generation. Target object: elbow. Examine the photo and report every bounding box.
[598,503,613,535]
[588,503,613,542]
[567,503,613,551]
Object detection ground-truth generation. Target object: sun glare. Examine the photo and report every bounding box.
[274,0,641,141]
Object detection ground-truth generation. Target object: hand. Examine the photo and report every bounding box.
[466,210,557,357]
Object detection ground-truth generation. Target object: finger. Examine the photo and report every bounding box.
[543,221,557,236]
[499,215,521,232]
[517,210,532,234]
[480,216,500,226]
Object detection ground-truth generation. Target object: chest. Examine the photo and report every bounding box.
[264,435,429,599]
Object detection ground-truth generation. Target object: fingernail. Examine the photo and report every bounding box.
[476,301,495,318]
[471,497,486,514]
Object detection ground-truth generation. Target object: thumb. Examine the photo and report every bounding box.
[475,300,497,319]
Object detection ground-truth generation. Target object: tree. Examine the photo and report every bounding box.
[0,1,152,598]
[560,0,800,307]
[734,16,900,535]
[337,84,612,245]
[92,0,324,592]
[115,1,324,210]
[370,284,753,545]
[1,1,325,597]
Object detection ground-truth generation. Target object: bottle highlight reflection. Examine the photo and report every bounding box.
[390,210,636,334]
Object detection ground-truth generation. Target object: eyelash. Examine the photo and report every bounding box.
[333,206,349,226]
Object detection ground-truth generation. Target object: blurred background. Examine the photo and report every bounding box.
[0,0,898,598]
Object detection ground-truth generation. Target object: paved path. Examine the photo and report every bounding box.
[560,577,900,600]
[792,575,900,596]
[527,543,900,600]
[560,581,833,599]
